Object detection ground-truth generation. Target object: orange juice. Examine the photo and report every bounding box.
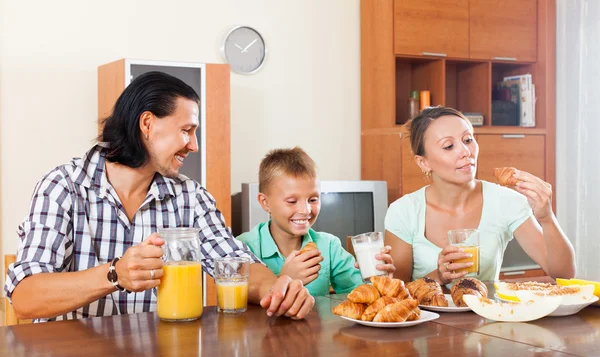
[454,245,480,274]
[157,261,203,321]
[216,280,248,312]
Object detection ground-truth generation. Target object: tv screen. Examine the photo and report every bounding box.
[313,192,375,249]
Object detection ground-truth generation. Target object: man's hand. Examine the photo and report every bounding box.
[259,275,314,320]
[279,249,323,286]
[116,233,165,292]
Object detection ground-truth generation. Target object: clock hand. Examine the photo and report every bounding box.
[241,39,257,53]
[234,43,243,51]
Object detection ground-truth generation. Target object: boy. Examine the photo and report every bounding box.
[236,147,395,296]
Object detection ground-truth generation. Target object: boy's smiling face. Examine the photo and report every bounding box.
[258,174,321,240]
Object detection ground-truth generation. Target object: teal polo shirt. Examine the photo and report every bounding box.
[236,221,364,296]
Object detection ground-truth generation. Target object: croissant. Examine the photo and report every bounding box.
[332,300,367,320]
[373,299,419,323]
[493,167,522,187]
[406,277,448,307]
[451,277,488,307]
[299,242,318,254]
[370,276,411,299]
[406,307,421,321]
[360,296,402,321]
[347,284,381,304]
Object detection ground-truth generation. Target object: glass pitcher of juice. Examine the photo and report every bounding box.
[157,227,203,322]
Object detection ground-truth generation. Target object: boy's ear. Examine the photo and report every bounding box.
[257,193,271,213]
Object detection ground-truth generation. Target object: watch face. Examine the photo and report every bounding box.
[223,26,266,74]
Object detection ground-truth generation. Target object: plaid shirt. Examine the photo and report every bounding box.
[4,145,260,322]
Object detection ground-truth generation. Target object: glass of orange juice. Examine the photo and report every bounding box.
[448,229,480,275]
[157,227,203,322]
[215,257,250,314]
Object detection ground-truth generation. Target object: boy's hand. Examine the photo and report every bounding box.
[279,249,323,286]
[354,245,396,277]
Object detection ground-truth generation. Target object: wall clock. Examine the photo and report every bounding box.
[222,26,267,74]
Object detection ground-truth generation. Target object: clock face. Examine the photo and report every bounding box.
[223,26,266,74]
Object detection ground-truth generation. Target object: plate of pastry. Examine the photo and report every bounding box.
[407,277,488,313]
[340,309,440,328]
[332,276,436,328]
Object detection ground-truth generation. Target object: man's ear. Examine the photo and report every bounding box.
[139,111,154,140]
[415,155,431,174]
[257,193,271,214]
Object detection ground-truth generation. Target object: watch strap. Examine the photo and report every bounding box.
[107,257,130,293]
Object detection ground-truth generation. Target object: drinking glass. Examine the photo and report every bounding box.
[351,232,386,281]
[215,257,250,314]
[448,229,480,276]
[157,227,203,322]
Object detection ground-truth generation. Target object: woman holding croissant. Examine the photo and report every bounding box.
[385,106,575,286]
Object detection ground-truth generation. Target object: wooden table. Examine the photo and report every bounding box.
[2,294,596,356]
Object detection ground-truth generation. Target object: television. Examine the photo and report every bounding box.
[236,181,388,249]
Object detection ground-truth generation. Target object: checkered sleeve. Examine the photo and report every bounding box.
[3,169,74,301]
[192,184,262,276]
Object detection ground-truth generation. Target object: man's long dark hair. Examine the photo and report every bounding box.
[100,71,200,168]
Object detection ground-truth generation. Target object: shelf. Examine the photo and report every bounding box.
[362,126,545,136]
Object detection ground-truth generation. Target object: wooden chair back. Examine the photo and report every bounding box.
[345,236,356,258]
[3,254,31,326]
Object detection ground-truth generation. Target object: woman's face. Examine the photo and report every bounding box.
[418,115,478,185]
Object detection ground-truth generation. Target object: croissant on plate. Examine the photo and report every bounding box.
[451,277,488,307]
[406,277,448,307]
[373,299,419,323]
[332,300,367,320]
[360,296,402,321]
[347,284,380,304]
[493,167,523,187]
[370,276,411,299]
[406,307,421,321]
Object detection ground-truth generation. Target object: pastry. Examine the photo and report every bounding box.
[299,242,318,254]
[451,277,488,307]
[493,167,523,187]
[332,300,367,320]
[360,296,402,321]
[370,276,411,299]
[347,284,381,304]
[406,277,448,307]
[373,299,419,323]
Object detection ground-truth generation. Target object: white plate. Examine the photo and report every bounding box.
[419,294,472,312]
[495,292,599,317]
[340,310,440,328]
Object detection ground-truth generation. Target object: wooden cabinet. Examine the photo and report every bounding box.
[98,59,231,306]
[469,0,537,62]
[361,0,555,205]
[394,0,469,58]
[476,134,545,183]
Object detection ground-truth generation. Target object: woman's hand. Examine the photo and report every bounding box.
[279,249,323,286]
[353,245,396,277]
[512,169,554,223]
[436,245,471,285]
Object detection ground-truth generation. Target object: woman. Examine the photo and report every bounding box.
[385,106,575,285]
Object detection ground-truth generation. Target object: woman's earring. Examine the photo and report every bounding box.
[423,170,432,177]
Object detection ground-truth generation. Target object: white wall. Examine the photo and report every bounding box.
[0,0,361,279]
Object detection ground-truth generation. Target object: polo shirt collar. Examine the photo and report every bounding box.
[259,221,315,259]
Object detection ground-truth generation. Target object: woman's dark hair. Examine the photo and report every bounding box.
[100,71,200,168]
[408,106,472,156]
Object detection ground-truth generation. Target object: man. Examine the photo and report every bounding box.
[4,71,314,322]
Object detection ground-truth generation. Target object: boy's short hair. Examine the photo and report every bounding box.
[259,147,318,193]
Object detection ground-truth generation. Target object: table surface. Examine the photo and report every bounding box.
[2,281,600,357]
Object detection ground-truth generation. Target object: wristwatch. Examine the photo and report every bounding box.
[107,257,130,293]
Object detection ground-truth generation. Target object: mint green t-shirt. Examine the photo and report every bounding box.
[384,180,534,283]
[236,222,364,296]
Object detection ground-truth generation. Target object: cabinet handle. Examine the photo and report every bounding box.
[493,56,517,61]
[502,271,526,276]
[421,52,447,57]
[502,134,525,139]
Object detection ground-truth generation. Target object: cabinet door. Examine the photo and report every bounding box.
[362,133,402,205]
[394,0,469,58]
[476,134,545,183]
[401,135,428,195]
[469,0,537,61]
